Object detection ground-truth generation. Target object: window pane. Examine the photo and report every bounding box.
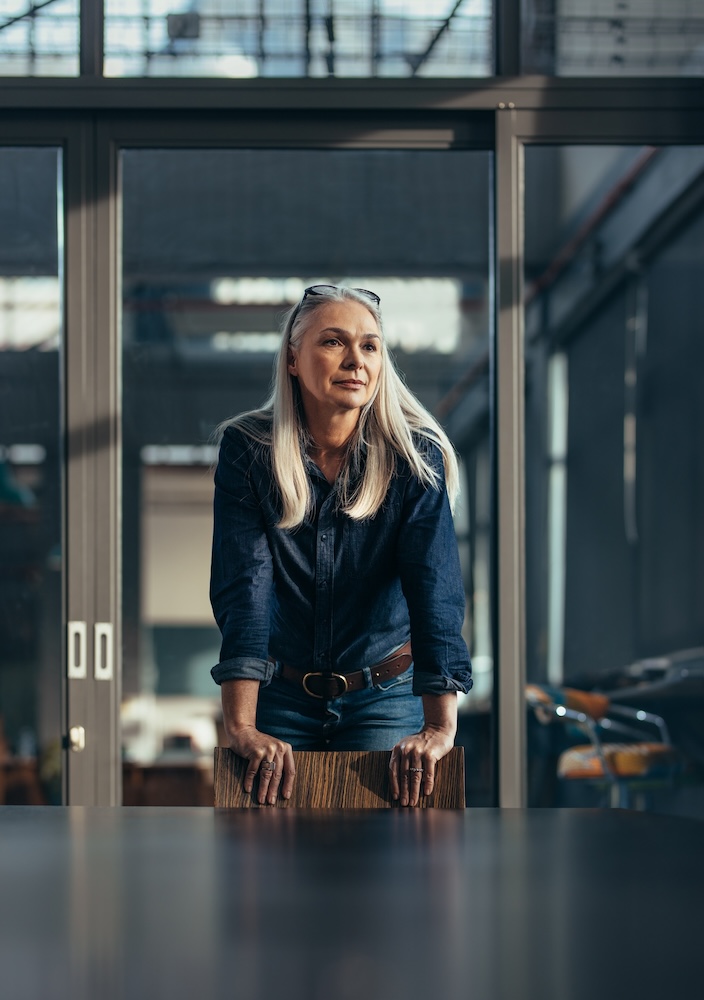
[120,146,493,806]
[525,144,704,817]
[522,0,704,76]
[0,147,63,805]
[104,0,494,78]
[0,0,79,76]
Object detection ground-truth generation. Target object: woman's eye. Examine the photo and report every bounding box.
[363,343,377,351]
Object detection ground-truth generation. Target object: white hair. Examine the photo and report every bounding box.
[219,286,460,530]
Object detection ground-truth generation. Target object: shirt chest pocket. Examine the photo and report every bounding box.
[342,517,400,583]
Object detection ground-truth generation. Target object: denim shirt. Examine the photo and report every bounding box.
[210,424,472,697]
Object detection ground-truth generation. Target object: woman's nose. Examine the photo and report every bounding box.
[343,348,364,369]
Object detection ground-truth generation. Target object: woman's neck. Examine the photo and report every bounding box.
[308,437,351,485]
[305,414,358,485]
[304,404,358,448]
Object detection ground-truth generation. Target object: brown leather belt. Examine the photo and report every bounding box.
[276,640,412,700]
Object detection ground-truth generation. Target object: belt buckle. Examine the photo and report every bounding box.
[302,671,349,699]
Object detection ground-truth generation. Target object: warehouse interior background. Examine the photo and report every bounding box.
[0,0,703,813]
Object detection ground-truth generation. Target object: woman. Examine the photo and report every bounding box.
[210,284,472,806]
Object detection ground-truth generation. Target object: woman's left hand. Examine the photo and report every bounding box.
[389,691,458,806]
[389,725,456,807]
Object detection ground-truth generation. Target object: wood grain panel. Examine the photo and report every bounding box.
[214,746,465,808]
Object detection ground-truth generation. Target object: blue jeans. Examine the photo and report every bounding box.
[256,664,424,751]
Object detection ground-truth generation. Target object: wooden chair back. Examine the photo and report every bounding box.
[214,746,465,808]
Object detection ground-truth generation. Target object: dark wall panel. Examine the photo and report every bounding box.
[637,210,704,654]
[122,149,489,279]
[564,290,635,677]
[524,338,549,683]
[0,148,59,277]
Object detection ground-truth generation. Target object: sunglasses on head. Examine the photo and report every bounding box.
[302,284,381,307]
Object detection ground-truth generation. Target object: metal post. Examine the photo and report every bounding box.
[495,107,527,807]
[495,0,521,76]
[304,0,312,76]
[63,118,98,803]
[370,0,380,76]
[93,120,122,806]
[80,0,104,77]
[258,0,266,73]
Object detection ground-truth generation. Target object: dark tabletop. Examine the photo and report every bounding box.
[1,807,702,1000]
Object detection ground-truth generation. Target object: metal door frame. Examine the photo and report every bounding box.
[0,113,120,804]
[4,76,704,805]
[494,105,704,806]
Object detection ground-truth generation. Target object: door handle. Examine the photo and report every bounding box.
[94,622,114,680]
[68,725,86,752]
[67,621,87,679]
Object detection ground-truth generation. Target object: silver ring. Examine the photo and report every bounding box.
[260,760,276,773]
[409,767,424,774]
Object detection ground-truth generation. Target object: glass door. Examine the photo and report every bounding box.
[0,118,121,807]
[118,138,495,805]
[524,143,704,816]
[0,146,63,804]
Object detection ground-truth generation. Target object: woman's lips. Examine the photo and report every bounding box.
[335,380,366,387]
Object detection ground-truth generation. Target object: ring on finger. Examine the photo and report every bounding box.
[409,767,424,774]
[260,760,276,773]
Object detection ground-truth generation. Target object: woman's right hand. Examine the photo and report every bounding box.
[226,725,296,805]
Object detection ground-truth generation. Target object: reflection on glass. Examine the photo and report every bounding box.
[0,148,63,804]
[522,0,704,76]
[545,351,567,687]
[525,145,704,816]
[0,0,79,76]
[120,147,493,805]
[105,0,493,78]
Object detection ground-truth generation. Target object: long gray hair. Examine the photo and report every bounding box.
[220,285,459,530]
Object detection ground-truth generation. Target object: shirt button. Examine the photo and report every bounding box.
[321,534,327,541]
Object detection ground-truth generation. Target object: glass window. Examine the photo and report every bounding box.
[522,0,704,76]
[120,146,493,805]
[0,147,63,804]
[104,0,493,78]
[0,0,79,76]
[525,144,704,817]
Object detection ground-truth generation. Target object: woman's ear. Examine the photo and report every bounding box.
[287,350,297,376]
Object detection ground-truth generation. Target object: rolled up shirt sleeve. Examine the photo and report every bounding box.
[396,445,473,698]
[209,427,275,687]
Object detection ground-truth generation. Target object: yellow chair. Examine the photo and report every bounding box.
[214,746,465,808]
[526,684,680,809]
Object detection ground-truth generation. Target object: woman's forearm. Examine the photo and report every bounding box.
[220,678,296,803]
[221,678,260,735]
[389,692,458,805]
[421,691,458,738]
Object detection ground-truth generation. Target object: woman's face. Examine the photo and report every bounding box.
[288,299,383,421]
